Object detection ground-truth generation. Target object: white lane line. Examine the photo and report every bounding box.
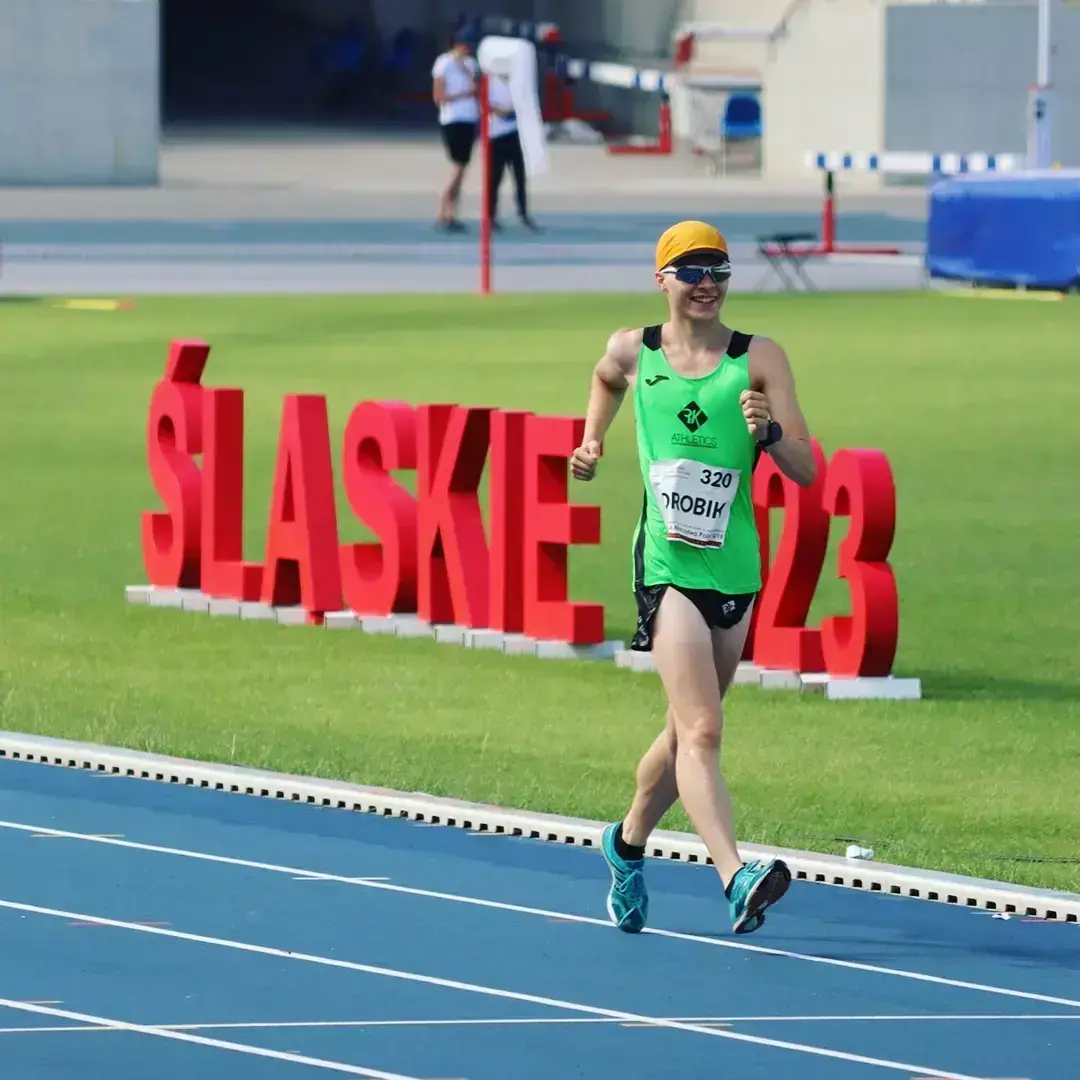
[292,875,391,883]
[0,817,1076,1012]
[0,998,422,1078]
[0,898,984,1079]
[1,1012,1078,1037]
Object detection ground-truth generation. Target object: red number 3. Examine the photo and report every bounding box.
[747,442,899,678]
[820,449,898,677]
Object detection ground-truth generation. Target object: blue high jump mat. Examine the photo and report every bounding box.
[926,169,1080,291]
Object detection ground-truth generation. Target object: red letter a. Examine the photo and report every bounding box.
[261,394,343,619]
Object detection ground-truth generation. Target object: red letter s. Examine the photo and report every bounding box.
[141,340,208,589]
[340,401,419,616]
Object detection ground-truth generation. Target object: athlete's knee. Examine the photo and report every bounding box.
[664,704,678,740]
[674,708,723,753]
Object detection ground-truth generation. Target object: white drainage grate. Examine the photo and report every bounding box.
[0,730,1075,923]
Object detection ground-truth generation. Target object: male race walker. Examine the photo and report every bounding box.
[571,221,817,935]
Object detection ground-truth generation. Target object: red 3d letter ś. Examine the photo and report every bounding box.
[141,340,209,589]
[200,387,263,601]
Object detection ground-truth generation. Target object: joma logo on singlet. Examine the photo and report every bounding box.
[660,493,728,519]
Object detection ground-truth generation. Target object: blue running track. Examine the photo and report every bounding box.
[0,756,1076,1079]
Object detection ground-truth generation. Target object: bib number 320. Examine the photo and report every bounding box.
[649,459,740,549]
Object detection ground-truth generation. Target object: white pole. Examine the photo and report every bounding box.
[1037,0,1051,87]
[1028,0,1054,168]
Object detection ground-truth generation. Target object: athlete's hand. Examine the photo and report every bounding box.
[740,390,772,440]
[571,440,602,481]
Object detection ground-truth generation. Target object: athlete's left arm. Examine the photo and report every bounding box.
[748,337,817,487]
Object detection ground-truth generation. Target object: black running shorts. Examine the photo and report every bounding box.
[630,583,756,652]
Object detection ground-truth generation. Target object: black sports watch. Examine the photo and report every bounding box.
[759,421,783,450]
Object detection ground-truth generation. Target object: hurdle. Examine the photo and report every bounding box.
[549,57,762,158]
[790,151,1026,259]
[551,57,672,154]
[465,16,758,159]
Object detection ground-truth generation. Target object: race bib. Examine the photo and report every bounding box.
[649,458,740,549]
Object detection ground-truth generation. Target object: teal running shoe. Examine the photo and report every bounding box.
[727,857,791,934]
[600,823,648,933]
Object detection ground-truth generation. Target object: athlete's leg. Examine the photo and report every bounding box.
[708,600,792,933]
[600,686,677,932]
[622,601,747,846]
[650,586,745,886]
[620,705,678,847]
[602,590,779,933]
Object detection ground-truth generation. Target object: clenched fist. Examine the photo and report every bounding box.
[571,439,602,481]
[739,389,772,440]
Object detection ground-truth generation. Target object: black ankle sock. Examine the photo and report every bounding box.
[724,863,747,899]
[613,822,646,862]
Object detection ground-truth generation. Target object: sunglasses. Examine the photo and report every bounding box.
[661,263,732,285]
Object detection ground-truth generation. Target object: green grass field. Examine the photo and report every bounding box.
[1,290,1078,894]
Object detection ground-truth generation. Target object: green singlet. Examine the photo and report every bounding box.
[630,323,763,597]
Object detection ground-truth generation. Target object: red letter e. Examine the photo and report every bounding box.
[523,416,604,645]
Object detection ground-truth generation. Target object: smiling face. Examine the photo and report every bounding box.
[656,249,732,322]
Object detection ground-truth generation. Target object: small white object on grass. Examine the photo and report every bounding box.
[845,844,875,861]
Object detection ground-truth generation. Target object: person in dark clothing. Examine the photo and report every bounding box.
[486,73,540,232]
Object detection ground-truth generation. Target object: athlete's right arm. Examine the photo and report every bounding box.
[571,328,641,482]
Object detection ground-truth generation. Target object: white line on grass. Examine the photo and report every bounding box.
[0,1013,1077,1036]
[0,898,986,1079]
[0,998,422,1078]
[0,817,1077,1012]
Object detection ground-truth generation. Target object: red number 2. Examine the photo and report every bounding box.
[746,438,830,672]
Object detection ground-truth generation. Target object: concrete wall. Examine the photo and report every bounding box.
[677,0,798,73]
[886,2,1080,166]
[673,0,886,182]
[762,0,885,181]
[0,0,159,185]
[675,0,1080,181]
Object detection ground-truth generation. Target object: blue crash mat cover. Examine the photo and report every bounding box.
[926,169,1080,289]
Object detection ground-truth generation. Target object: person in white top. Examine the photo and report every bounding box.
[486,73,540,233]
[431,27,480,232]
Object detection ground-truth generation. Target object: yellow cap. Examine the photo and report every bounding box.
[655,220,728,272]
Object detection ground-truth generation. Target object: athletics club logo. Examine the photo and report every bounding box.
[677,401,708,433]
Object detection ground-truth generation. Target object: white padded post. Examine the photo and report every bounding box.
[477,35,549,177]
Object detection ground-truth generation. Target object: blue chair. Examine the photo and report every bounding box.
[720,93,762,173]
[723,94,762,141]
